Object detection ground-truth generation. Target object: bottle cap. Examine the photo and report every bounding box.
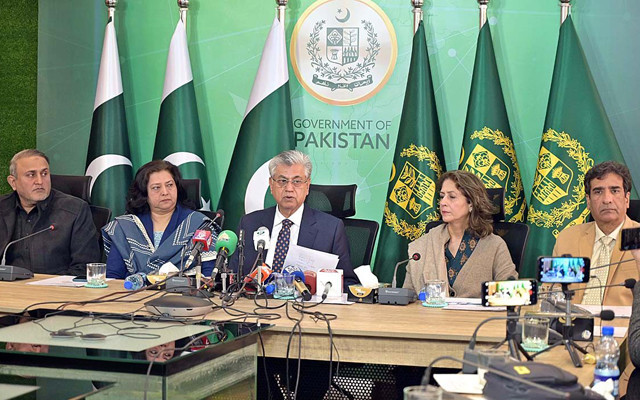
[602,326,614,336]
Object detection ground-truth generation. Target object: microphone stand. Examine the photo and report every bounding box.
[531,284,588,367]
[237,229,245,289]
[493,306,532,362]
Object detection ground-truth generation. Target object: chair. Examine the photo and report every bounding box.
[181,178,202,209]
[486,187,505,222]
[493,221,530,273]
[90,205,112,261]
[305,184,357,219]
[51,174,91,203]
[343,218,379,267]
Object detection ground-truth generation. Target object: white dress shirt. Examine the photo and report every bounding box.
[265,204,305,268]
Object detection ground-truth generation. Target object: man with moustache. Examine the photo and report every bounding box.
[0,149,100,276]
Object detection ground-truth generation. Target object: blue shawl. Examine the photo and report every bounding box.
[103,204,216,277]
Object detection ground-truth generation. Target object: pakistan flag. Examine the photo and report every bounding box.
[459,23,526,223]
[85,16,132,218]
[522,15,632,278]
[217,18,294,232]
[153,18,211,210]
[373,22,445,285]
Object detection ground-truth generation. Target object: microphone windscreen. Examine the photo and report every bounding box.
[215,230,238,254]
[49,224,55,231]
[599,310,615,321]
[412,253,421,261]
[625,278,637,289]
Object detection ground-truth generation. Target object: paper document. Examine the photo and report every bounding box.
[434,374,484,395]
[308,293,352,305]
[283,244,339,272]
[27,275,113,287]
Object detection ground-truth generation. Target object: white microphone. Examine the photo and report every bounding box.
[253,226,270,251]
[322,281,333,300]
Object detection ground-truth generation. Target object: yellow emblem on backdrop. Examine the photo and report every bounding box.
[528,129,594,237]
[383,144,441,241]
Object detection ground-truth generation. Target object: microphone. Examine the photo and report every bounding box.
[237,228,245,284]
[322,281,333,300]
[1,224,55,266]
[253,226,270,251]
[294,276,312,301]
[212,230,238,277]
[212,209,225,228]
[182,220,215,273]
[391,253,421,288]
[244,264,273,284]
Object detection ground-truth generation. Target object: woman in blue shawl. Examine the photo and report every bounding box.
[103,160,216,278]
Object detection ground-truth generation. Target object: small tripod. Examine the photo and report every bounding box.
[531,284,588,367]
[494,306,532,361]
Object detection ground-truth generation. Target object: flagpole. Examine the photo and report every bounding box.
[412,0,423,34]
[105,0,116,19]
[276,0,287,22]
[478,0,489,29]
[178,0,188,29]
[560,0,571,24]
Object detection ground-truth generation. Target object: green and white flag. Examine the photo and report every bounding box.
[153,18,210,210]
[217,17,294,231]
[458,23,527,222]
[373,21,445,284]
[85,16,132,218]
[522,15,632,278]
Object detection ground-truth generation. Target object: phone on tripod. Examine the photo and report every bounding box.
[537,256,590,284]
[481,279,537,307]
[621,227,640,250]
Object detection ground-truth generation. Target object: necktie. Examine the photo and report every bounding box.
[271,219,293,273]
[583,236,613,305]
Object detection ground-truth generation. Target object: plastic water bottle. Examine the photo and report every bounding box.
[124,272,147,290]
[594,326,620,397]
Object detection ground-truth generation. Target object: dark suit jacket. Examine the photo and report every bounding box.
[0,189,100,275]
[229,206,358,288]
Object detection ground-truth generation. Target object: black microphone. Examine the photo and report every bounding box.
[391,252,421,288]
[1,224,55,265]
[423,355,572,399]
[294,276,312,301]
[213,209,224,228]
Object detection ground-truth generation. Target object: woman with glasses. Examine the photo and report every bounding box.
[403,170,517,298]
[102,160,217,279]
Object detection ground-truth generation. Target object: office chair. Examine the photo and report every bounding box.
[305,183,357,219]
[50,174,91,203]
[493,221,530,273]
[343,218,379,267]
[181,178,202,210]
[90,205,112,262]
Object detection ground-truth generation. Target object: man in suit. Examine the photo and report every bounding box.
[0,149,100,275]
[553,161,640,305]
[229,150,358,288]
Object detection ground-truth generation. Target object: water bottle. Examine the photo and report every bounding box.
[594,326,620,397]
[124,272,147,290]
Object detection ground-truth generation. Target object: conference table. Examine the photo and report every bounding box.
[0,275,616,397]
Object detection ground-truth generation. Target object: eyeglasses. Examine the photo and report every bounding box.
[271,178,308,188]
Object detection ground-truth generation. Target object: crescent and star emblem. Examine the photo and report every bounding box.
[335,8,351,23]
[85,154,133,195]
[163,152,210,210]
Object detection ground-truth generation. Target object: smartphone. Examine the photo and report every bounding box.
[537,256,590,284]
[72,275,87,283]
[621,227,640,251]
[481,279,537,307]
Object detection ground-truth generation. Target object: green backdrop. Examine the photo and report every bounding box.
[27,0,640,235]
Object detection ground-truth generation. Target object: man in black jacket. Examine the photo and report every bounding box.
[0,149,100,275]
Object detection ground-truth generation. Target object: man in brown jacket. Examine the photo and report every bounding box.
[553,161,640,306]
